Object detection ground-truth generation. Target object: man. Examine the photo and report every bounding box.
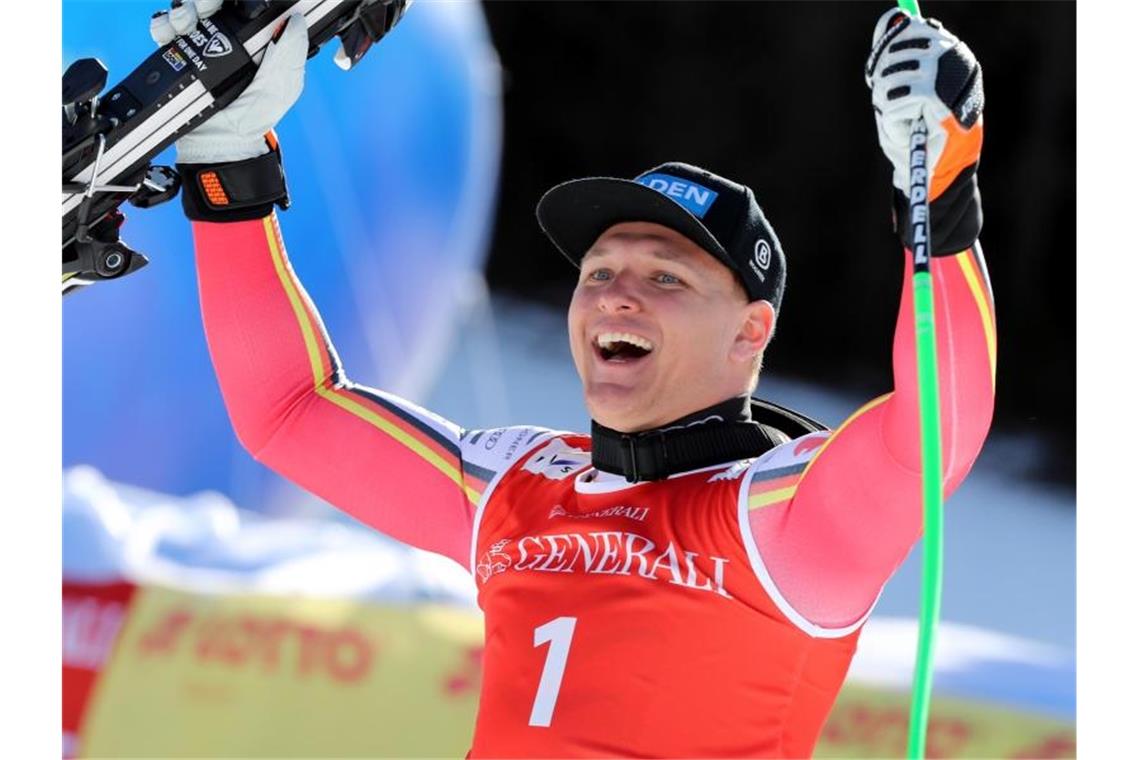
[156,1,995,756]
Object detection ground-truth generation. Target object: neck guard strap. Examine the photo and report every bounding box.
[590,398,828,483]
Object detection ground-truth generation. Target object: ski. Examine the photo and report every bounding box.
[62,0,409,296]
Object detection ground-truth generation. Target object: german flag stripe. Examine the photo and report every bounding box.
[463,472,490,503]
[260,217,480,505]
[746,462,812,511]
[343,384,461,461]
[748,462,808,484]
[800,394,893,481]
[259,217,458,464]
[265,219,343,387]
[748,472,801,497]
[954,248,997,390]
[298,278,345,386]
[264,216,339,385]
[966,244,995,311]
[749,486,798,511]
[463,454,500,503]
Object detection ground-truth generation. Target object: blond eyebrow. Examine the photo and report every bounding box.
[583,234,694,264]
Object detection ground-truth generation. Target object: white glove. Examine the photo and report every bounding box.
[149,0,308,164]
[864,9,984,199]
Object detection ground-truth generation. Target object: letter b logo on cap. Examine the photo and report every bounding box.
[754,239,771,270]
[636,172,719,219]
[749,238,771,283]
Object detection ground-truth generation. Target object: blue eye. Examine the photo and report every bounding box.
[656,272,682,285]
[587,269,612,282]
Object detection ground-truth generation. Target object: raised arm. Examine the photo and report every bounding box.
[745,9,995,630]
[158,5,543,568]
[194,214,548,567]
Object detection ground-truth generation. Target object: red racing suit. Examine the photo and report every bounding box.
[190,212,995,757]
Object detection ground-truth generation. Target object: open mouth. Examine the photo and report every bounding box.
[594,332,654,362]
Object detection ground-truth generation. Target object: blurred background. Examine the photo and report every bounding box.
[62,1,1075,758]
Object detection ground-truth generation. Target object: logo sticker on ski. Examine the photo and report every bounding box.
[162,48,187,72]
[204,32,233,59]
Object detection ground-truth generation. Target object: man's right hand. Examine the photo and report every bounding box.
[150,0,308,165]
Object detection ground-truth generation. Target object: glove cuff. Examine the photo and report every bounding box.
[893,163,982,256]
[175,135,270,165]
[178,142,290,223]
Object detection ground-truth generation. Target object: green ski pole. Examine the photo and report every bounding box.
[891,1,945,758]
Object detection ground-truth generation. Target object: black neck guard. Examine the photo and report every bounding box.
[591,396,828,483]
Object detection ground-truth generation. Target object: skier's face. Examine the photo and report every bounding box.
[568,222,775,432]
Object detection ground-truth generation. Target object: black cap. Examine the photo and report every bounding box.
[536,162,786,313]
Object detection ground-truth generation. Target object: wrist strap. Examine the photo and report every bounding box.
[178,142,290,222]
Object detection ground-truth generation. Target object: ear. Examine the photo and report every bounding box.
[729,300,776,364]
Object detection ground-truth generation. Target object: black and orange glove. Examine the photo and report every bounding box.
[865,8,985,254]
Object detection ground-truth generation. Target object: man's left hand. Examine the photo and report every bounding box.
[865,9,984,203]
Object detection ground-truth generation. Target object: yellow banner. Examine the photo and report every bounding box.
[817,684,1075,758]
[80,586,485,758]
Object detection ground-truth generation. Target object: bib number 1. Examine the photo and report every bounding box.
[528,616,577,727]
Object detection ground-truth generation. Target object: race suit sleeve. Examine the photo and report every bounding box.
[191,212,550,570]
[747,243,996,630]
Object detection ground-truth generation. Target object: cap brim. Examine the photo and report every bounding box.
[536,177,732,270]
